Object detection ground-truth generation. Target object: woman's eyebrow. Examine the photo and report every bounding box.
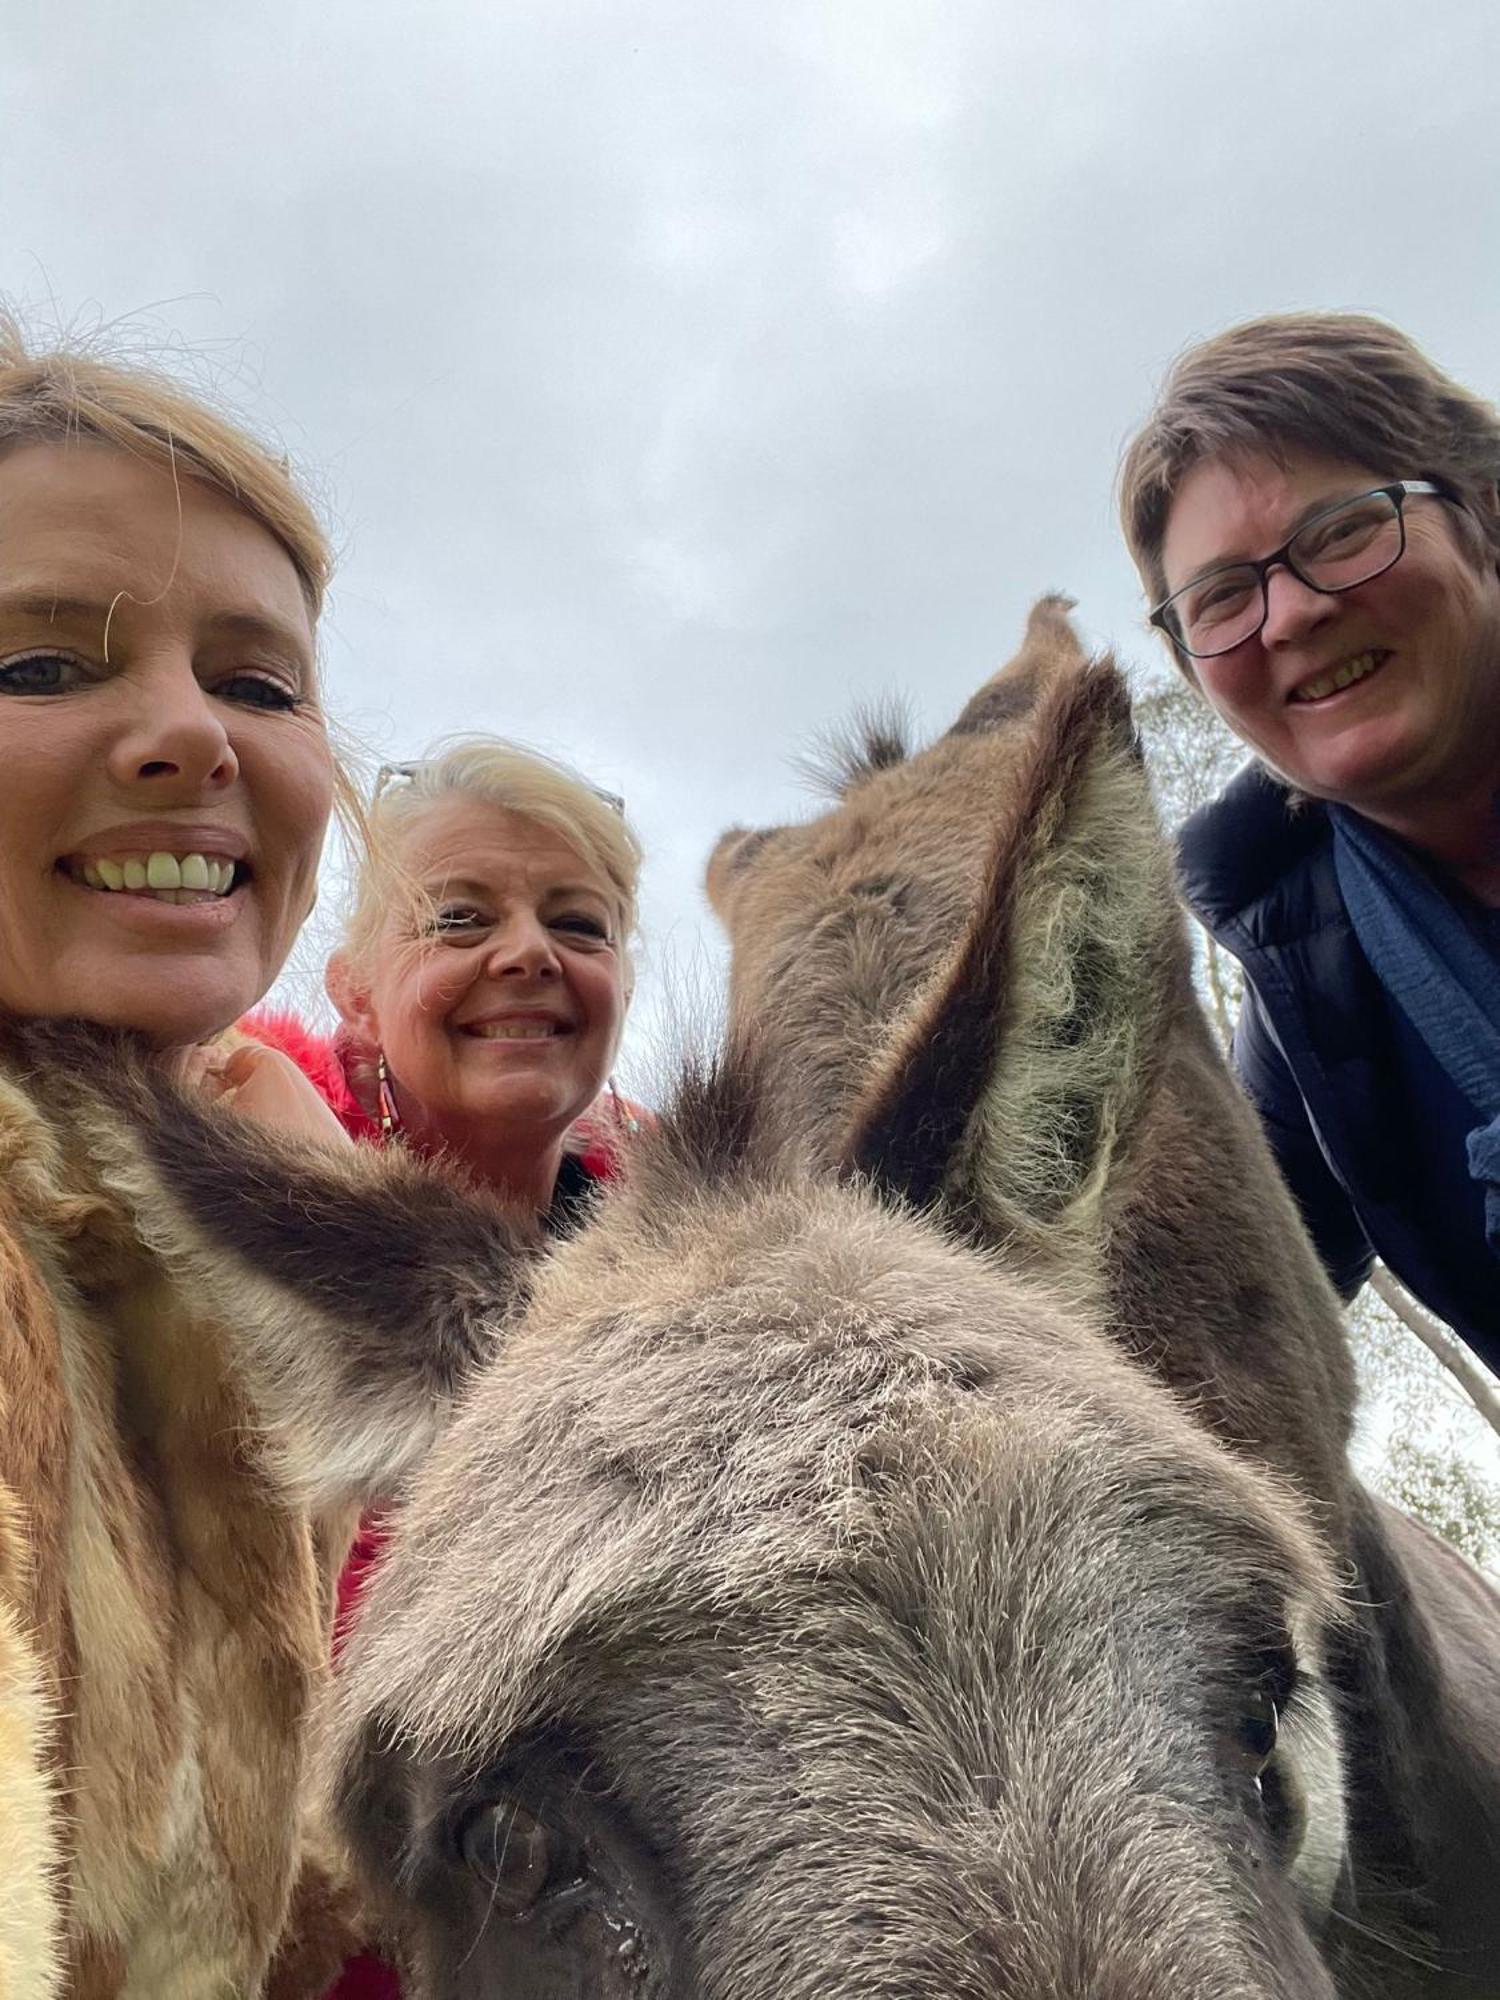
[544,882,611,900]
[423,879,612,911]
[202,610,313,661]
[0,589,116,628]
[424,876,493,899]
[1178,489,1365,588]
[0,595,311,660]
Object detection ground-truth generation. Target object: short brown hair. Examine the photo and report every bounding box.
[1120,312,1500,639]
[0,310,332,616]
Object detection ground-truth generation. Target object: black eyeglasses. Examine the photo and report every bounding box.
[372,760,626,816]
[1149,480,1448,659]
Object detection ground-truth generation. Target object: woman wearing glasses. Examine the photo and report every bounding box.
[1121,311,1499,1362]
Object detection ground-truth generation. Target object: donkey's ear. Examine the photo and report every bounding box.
[944,593,1086,738]
[837,653,1179,1277]
[7,1021,539,1513]
[705,825,783,916]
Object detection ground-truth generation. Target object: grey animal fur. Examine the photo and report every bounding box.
[707,598,1500,1995]
[11,600,1499,1997]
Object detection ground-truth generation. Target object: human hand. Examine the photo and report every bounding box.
[182,1041,354,1150]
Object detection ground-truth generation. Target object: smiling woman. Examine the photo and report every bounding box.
[0,438,334,1039]
[252,737,645,1218]
[240,737,647,2000]
[1121,311,1500,1366]
[0,316,373,1996]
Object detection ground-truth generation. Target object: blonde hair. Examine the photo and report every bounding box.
[342,737,643,976]
[0,309,332,616]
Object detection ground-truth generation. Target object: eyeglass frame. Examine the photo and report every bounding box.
[1148,479,1451,660]
[372,759,627,817]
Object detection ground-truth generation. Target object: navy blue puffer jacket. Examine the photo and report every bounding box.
[1178,763,1499,1369]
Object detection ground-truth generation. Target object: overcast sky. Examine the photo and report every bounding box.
[5,0,1500,1087]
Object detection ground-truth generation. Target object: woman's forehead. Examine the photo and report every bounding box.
[397,795,607,892]
[1161,446,1381,584]
[0,437,314,644]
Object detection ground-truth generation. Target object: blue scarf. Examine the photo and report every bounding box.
[1330,805,1500,1260]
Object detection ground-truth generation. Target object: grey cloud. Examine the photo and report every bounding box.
[5,0,1498,1076]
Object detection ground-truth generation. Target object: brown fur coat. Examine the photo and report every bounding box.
[0,1060,358,1997]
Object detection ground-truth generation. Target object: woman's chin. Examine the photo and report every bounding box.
[1279,712,1423,808]
[437,1081,582,1145]
[15,969,262,1049]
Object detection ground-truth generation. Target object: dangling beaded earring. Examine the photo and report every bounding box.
[376,1050,403,1138]
[609,1078,640,1136]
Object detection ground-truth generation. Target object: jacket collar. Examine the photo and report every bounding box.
[1177,761,1334,940]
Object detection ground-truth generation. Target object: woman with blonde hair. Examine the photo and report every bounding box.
[245,737,646,1999]
[0,315,365,1992]
[252,736,645,1216]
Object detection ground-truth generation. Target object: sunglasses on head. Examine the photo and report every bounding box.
[372,760,626,816]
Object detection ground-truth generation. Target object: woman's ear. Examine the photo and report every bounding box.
[326,949,379,1043]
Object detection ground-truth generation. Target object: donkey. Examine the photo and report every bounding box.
[9,604,1497,1996]
[14,1029,1370,1999]
[704,596,1500,1982]
[706,597,1359,1517]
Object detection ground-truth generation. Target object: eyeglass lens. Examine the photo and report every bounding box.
[1168,489,1404,657]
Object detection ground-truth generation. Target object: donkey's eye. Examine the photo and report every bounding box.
[1224,1677,1302,1856]
[1234,1686,1279,1777]
[455,1797,564,1915]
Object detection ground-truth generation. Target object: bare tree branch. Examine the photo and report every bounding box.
[1369,1266,1500,1440]
[1202,937,1234,1053]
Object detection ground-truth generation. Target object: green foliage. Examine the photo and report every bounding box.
[1134,679,1246,825]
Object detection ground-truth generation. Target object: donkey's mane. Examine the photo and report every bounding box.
[633,1043,781,1196]
[796,697,914,799]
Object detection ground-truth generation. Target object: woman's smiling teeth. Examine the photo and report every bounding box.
[464,1020,566,1040]
[67,851,240,902]
[1292,649,1387,703]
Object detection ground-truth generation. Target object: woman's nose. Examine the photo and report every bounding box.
[106,656,239,791]
[484,916,561,979]
[1260,562,1339,649]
